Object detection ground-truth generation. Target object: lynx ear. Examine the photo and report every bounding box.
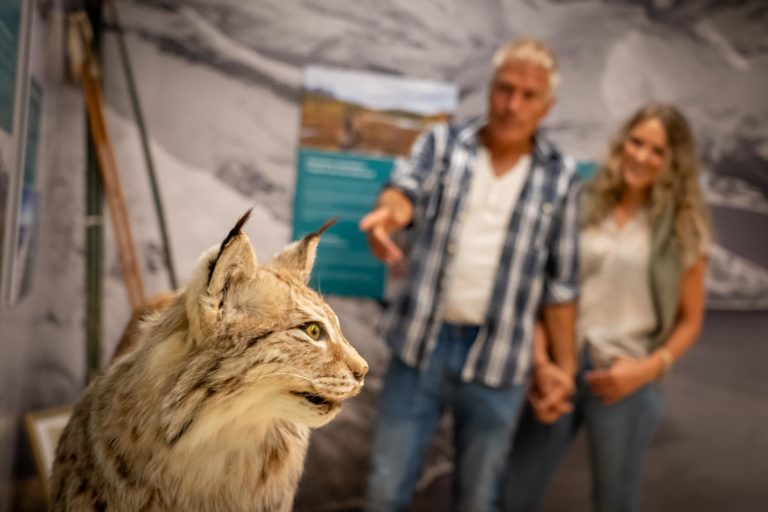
[206,209,258,294]
[187,209,258,341]
[272,218,336,283]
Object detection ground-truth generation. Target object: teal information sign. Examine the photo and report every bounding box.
[576,160,598,181]
[293,149,394,299]
[294,66,457,298]
[0,0,22,133]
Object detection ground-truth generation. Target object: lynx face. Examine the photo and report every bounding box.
[247,271,367,426]
[157,214,369,446]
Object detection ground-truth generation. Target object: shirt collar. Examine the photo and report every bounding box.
[457,116,557,164]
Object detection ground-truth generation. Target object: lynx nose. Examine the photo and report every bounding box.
[353,363,369,382]
[343,341,368,383]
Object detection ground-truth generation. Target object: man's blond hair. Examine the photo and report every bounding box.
[492,38,560,95]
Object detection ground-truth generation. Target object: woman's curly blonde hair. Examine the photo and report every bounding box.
[582,103,712,266]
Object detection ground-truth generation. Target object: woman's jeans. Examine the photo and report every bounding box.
[504,359,663,512]
[366,324,526,512]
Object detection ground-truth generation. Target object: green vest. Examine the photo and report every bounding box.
[648,203,683,349]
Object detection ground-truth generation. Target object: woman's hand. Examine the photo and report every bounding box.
[585,356,660,405]
[529,361,575,424]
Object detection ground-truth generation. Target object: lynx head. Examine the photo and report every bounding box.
[155,211,368,446]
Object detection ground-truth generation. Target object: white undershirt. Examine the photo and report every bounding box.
[443,147,531,325]
[578,210,657,368]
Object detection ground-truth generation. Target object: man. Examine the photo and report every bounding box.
[360,38,578,512]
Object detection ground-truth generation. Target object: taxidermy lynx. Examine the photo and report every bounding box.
[50,211,368,511]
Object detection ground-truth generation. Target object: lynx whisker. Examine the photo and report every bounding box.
[252,363,316,384]
[257,372,316,384]
[280,364,316,381]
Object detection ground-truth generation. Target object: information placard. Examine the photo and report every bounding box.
[294,67,457,298]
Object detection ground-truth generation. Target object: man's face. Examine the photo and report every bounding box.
[487,59,554,146]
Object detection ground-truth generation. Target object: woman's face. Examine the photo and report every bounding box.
[621,117,669,193]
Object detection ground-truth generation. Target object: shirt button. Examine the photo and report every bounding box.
[542,203,554,215]
[448,242,457,254]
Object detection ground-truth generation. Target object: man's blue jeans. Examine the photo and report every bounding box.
[366,324,526,512]
[504,359,663,512]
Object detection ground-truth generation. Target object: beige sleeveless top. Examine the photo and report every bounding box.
[578,209,657,368]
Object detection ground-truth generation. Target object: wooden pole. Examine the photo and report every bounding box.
[80,59,145,311]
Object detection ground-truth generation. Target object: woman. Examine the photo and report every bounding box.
[504,103,712,512]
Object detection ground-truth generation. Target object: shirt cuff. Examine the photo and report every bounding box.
[543,282,579,304]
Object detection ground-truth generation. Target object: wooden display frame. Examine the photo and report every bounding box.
[24,405,74,499]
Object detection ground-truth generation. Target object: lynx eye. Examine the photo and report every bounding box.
[304,322,324,340]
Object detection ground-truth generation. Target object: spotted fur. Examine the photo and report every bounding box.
[51,214,368,511]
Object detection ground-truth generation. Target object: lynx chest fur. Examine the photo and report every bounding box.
[51,213,368,511]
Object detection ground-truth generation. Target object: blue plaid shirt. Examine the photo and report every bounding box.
[383,118,580,388]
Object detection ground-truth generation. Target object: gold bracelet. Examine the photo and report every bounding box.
[656,347,674,380]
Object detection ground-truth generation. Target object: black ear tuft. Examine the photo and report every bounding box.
[270,216,337,283]
[208,208,253,283]
[221,209,253,252]
[313,217,337,237]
